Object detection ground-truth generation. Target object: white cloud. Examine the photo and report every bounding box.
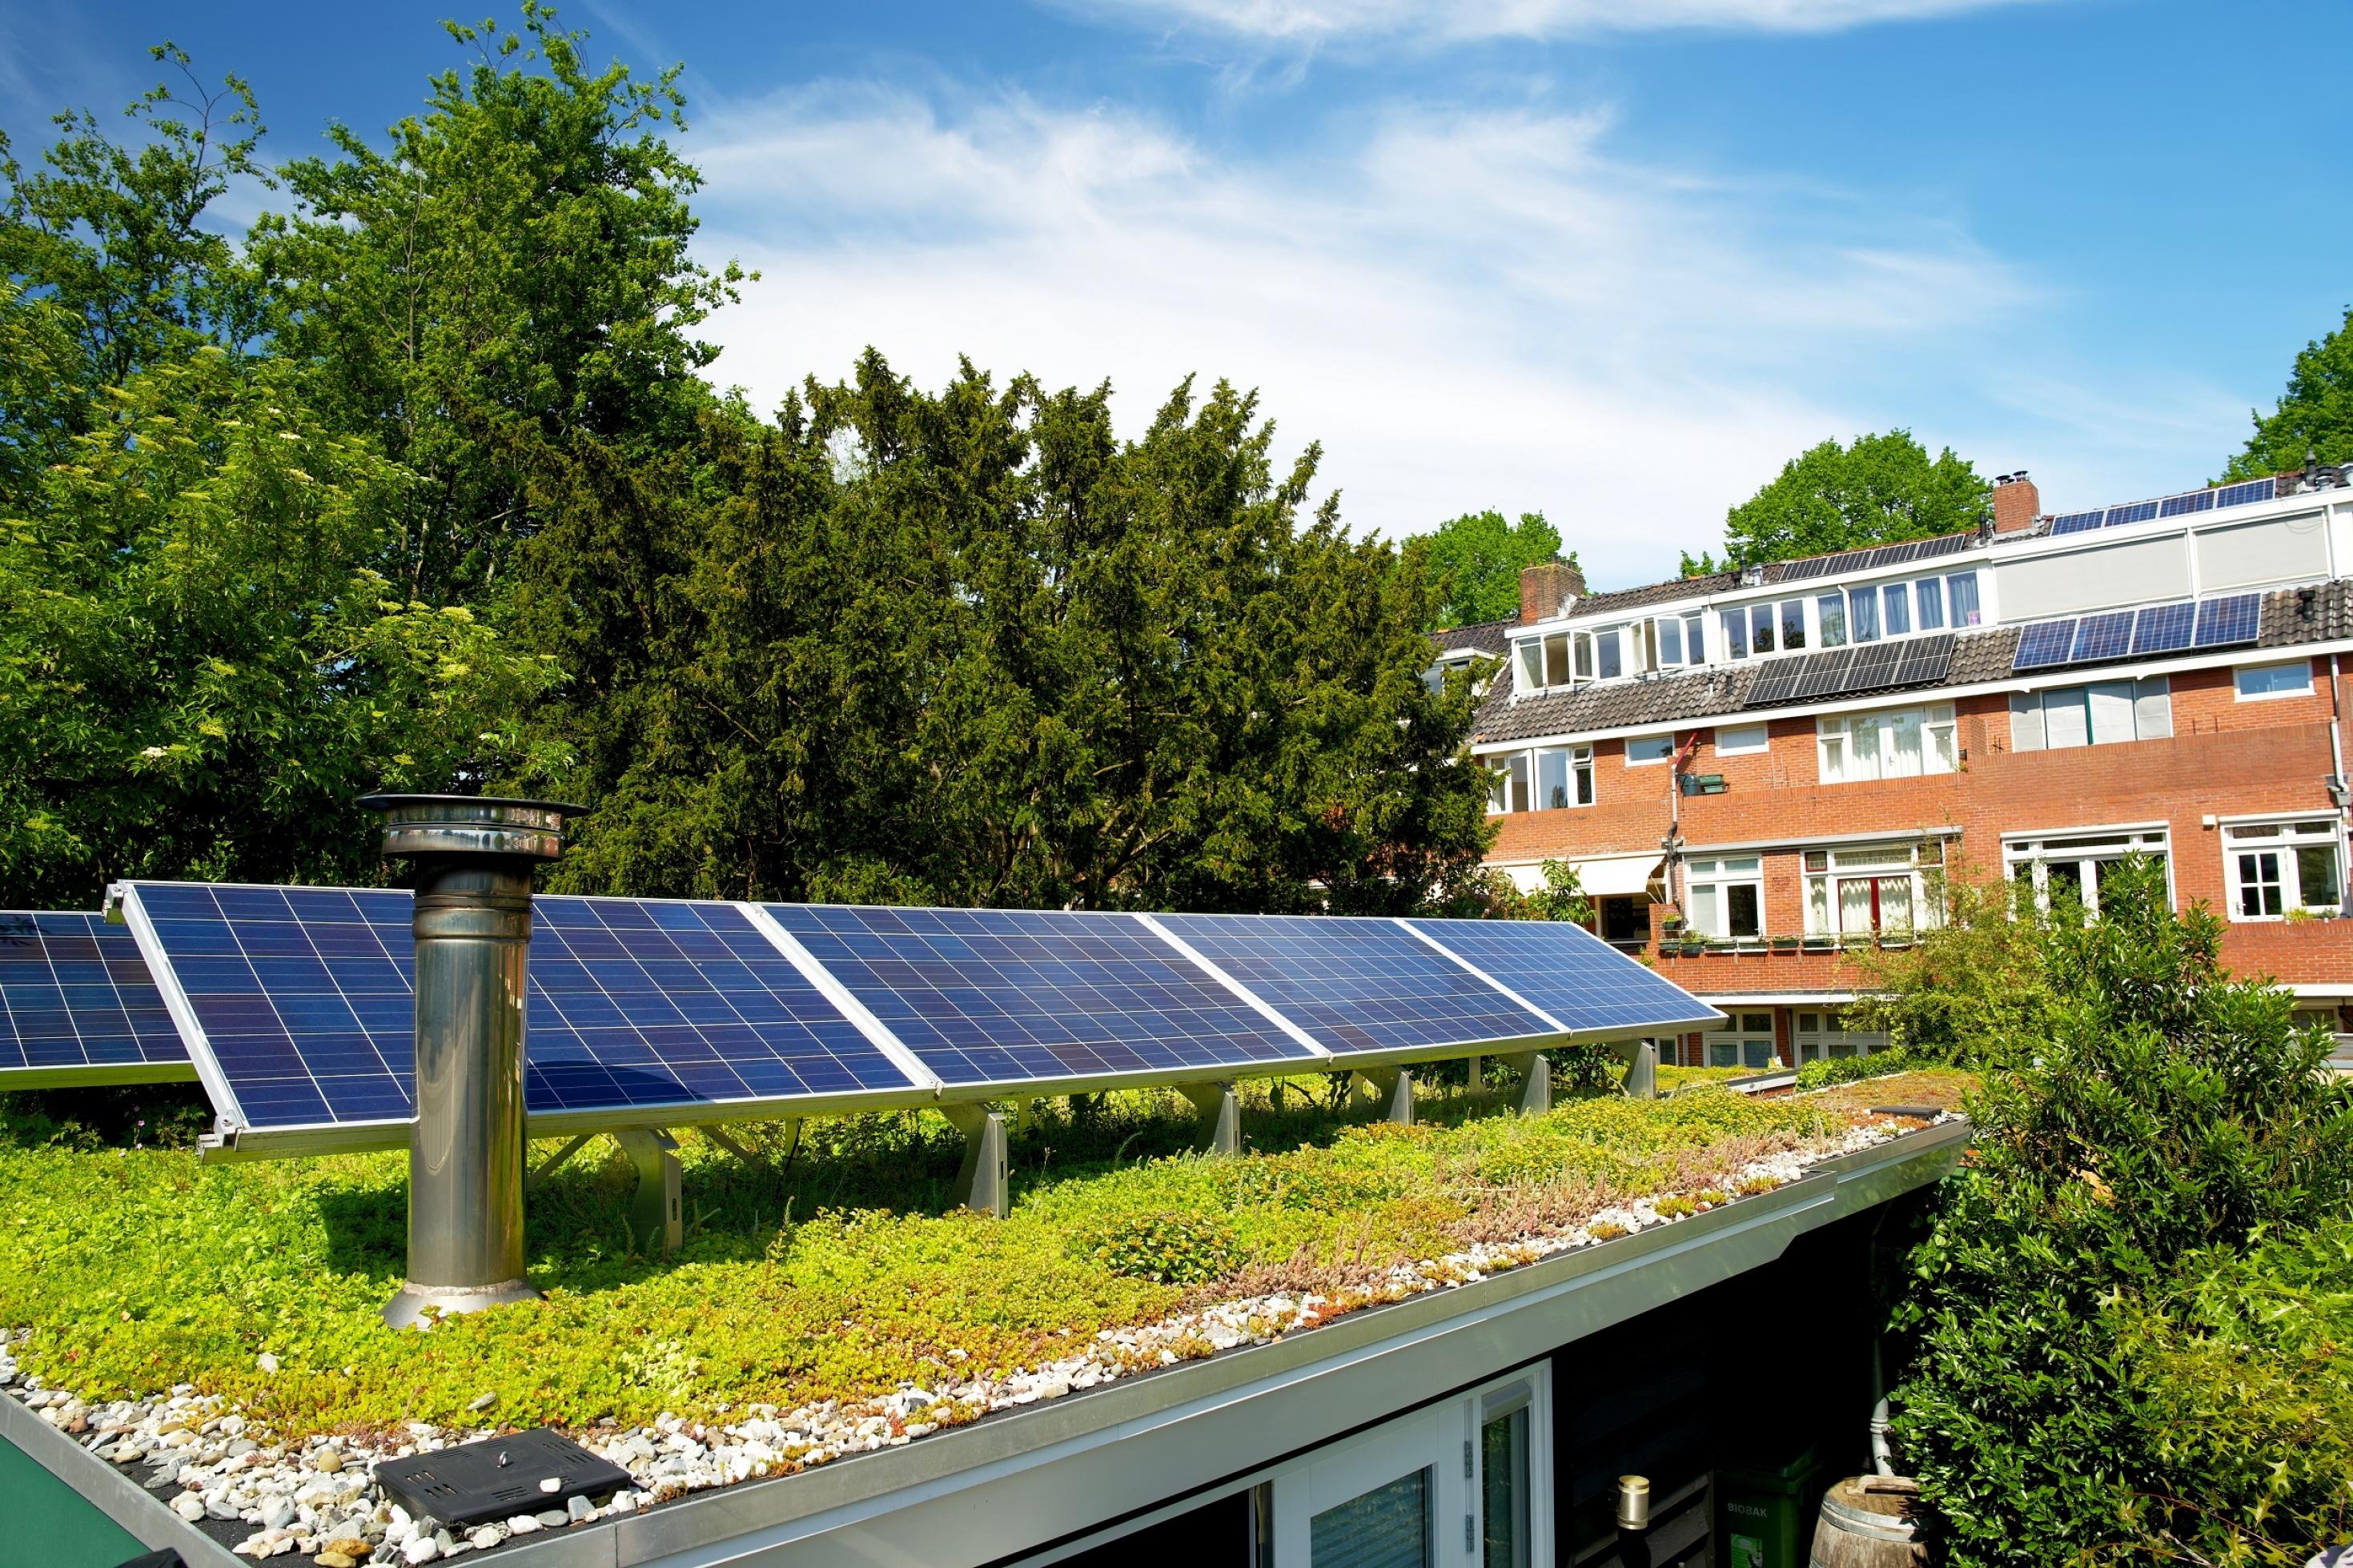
[686,83,2049,586]
[1054,0,2057,43]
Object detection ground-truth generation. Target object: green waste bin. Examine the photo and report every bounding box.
[1714,1446,1825,1568]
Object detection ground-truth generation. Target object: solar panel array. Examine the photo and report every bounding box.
[2047,475,2279,538]
[2009,592,2269,676]
[108,882,1724,1151]
[1777,530,1972,583]
[1741,632,1956,711]
[0,912,190,1086]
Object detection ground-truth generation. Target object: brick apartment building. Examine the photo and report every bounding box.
[1431,462,2353,1069]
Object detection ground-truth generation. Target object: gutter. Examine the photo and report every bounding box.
[8,1121,1966,1568]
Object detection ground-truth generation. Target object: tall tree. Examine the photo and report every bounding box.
[1423,508,1564,626]
[2223,305,2353,481]
[1686,431,1989,573]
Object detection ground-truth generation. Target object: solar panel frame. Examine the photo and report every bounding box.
[0,911,195,1089]
[2158,489,2215,519]
[766,903,1327,1091]
[1401,918,1721,1039]
[2130,600,2195,656]
[2013,619,2079,671]
[2214,477,2275,508]
[1154,912,1562,1066]
[2193,592,2261,648]
[2069,609,2135,664]
[2104,499,2160,527]
[118,884,936,1157]
[2049,510,2105,535]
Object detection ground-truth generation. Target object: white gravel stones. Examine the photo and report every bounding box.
[255,1353,280,1374]
[403,1537,443,1564]
[467,1526,504,1550]
[171,1490,207,1522]
[567,1494,596,1523]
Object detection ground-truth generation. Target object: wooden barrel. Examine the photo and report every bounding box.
[1810,1475,1929,1567]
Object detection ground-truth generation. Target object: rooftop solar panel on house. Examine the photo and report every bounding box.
[1777,554,1837,582]
[2214,477,2275,508]
[0,912,193,1087]
[1867,540,1925,568]
[1791,648,1859,700]
[2050,510,2106,535]
[2158,489,2215,519]
[1844,642,1901,692]
[2069,610,2135,664]
[1890,634,1956,687]
[1401,919,1721,1037]
[2130,600,2195,656]
[1154,912,1556,1062]
[1743,656,1805,707]
[1914,532,1973,561]
[2013,619,2079,671]
[2104,500,2160,527]
[2193,593,2261,648]
[118,884,926,1142]
[767,904,1319,1089]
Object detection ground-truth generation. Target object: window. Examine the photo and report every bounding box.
[1848,586,1881,642]
[1533,746,1593,809]
[1705,1011,1777,1069]
[1720,608,1749,660]
[1595,629,1622,680]
[1626,734,1674,766]
[1749,602,1776,656]
[1715,723,1769,756]
[1915,577,1945,631]
[1817,592,1848,647]
[1487,755,1530,813]
[2235,660,2312,700]
[1513,631,1597,693]
[1780,598,1807,652]
[1793,1009,1890,1064]
[1269,1369,1551,1567]
[1945,570,1982,626]
[1805,840,1947,940]
[2011,677,2170,750]
[1685,856,1763,941]
[2004,828,2171,913]
[2223,819,2345,920]
[1817,704,1957,784]
[1882,581,1910,636]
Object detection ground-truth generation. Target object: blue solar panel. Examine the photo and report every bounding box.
[766,904,1316,1088]
[2131,600,2195,656]
[2194,593,2261,648]
[2104,500,2160,527]
[1403,919,1719,1036]
[2013,619,2079,671]
[1157,912,1556,1060]
[2049,510,2106,535]
[2158,489,2214,518]
[0,912,189,1084]
[2070,610,2134,663]
[2214,477,2275,508]
[126,884,917,1133]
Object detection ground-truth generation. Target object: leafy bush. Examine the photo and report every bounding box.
[1889,860,2353,1566]
[1068,1211,1243,1284]
[1793,1045,1917,1090]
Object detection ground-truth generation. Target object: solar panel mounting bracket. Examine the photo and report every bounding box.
[1177,1081,1243,1155]
[612,1127,682,1256]
[942,1102,1010,1219]
[1351,1066,1415,1126]
[1498,1052,1551,1117]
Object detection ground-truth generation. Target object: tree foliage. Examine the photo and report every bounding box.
[2223,304,2353,483]
[1683,430,1990,574]
[1423,508,1564,627]
[1885,860,2353,1566]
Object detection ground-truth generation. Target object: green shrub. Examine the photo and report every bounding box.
[1889,859,2353,1566]
[1792,1045,1917,1090]
[1068,1210,1243,1285]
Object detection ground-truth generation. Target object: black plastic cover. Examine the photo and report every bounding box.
[371,1426,633,1530]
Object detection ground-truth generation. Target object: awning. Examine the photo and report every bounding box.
[1570,854,1664,899]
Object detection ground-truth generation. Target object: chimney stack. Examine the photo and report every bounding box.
[1519,559,1588,624]
[363,793,584,1329]
[1991,471,2040,534]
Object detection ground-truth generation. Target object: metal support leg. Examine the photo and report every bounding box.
[700,1123,768,1168]
[1353,1068,1415,1126]
[1465,1054,1483,1096]
[1179,1082,1243,1155]
[612,1129,682,1255]
[1013,1099,1039,1137]
[1608,1041,1658,1101]
[525,1133,596,1193]
[942,1105,1010,1219]
[1500,1052,1551,1117]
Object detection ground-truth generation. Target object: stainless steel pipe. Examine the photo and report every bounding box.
[362,795,583,1329]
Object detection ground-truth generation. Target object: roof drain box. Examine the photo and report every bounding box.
[371,1427,631,1531]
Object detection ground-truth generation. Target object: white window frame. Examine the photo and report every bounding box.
[1715,723,1769,756]
[2235,659,2313,701]
[1532,745,1593,811]
[1803,840,1948,942]
[2002,826,2173,913]
[1817,704,1957,784]
[2223,817,2346,921]
[1625,733,1674,767]
[1684,856,1765,943]
[1793,1009,1891,1064]
[1704,1010,1778,1069]
[1268,1365,1553,1567]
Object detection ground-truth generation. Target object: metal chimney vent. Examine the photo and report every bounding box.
[360,793,585,1329]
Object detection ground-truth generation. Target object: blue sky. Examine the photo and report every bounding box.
[2,0,2345,586]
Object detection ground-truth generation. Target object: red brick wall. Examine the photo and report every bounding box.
[1486,659,2352,997]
